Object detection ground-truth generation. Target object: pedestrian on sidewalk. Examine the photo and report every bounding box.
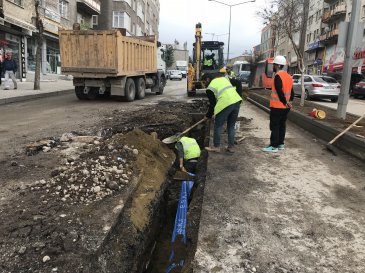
[263,55,294,153]
[204,72,242,153]
[3,51,18,90]
[175,136,201,173]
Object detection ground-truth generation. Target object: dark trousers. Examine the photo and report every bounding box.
[270,108,290,147]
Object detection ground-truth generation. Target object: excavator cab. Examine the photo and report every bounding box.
[200,41,225,71]
[187,23,225,96]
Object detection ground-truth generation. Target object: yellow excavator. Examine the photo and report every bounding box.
[187,23,225,97]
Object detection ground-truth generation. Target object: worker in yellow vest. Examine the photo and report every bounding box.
[226,64,235,79]
[204,73,242,153]
[175,136,201,173]
[263,55,294,153]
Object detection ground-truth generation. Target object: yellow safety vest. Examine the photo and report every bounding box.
[207,77,242,116]
[176,136,201,160]
[204,58,213,66]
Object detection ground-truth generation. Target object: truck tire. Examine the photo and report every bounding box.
[87,87,99,100]
[75,86,88,100]
[156,76,165,95]
[125,78,136,102]
[135,78,146,99]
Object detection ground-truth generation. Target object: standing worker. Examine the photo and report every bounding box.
[204,73,242,153]
[175,136,201,173]
[226,64,235,79]
[3,51,17,90]
[263,55,294,153]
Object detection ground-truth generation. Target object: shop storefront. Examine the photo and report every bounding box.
[0,26,29,80]
[305,41,325,75]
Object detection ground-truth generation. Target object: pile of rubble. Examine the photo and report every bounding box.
[29,132,139,205]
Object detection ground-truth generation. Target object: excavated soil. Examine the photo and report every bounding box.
[0,99,208,273]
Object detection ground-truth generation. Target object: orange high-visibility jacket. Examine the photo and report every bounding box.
[270,71,293,109]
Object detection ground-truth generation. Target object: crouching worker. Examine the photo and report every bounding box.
[175,136,201,173]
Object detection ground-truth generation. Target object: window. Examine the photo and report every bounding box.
[92,15,98,26]
[112,11,131,31]
[59,0,69,19]
[137,2,144,20]
[304,76,312,82]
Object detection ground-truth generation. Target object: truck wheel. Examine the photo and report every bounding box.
[135,78,146,99]
[75,86,88,100]
[156,76,165,95]
[87,87,99,100]
[125,78,136,102]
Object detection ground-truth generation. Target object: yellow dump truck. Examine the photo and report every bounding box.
[59,29,166,101]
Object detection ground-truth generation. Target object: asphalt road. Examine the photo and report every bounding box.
[0,79,188,161]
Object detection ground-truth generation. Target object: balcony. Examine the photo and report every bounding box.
[77,0,100,15]
[322,5,346,23]
[333,4,346,16]
[320,28,339,44]
[322,10,331,23]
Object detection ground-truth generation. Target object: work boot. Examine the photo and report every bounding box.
[205,146,221,153]
[262,146,278,153]
[226,146,235,153]
[278,144,285,150]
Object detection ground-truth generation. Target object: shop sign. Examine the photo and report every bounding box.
[353,49,365,60]
[21,38,26,79]
[307,41,320,51]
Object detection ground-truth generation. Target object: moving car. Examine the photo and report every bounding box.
[169,70,183,81]
[351,81,365,98]
[292,74,340,102]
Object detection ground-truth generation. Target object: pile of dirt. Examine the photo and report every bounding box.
[0,100,208,273]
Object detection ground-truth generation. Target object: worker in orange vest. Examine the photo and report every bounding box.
[263,55,294,153]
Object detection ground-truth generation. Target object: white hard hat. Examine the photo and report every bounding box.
[273,55,287,66]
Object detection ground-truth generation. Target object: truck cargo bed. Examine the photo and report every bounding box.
[59,30,157,78]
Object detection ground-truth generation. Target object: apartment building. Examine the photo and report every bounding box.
[305,0,325,74]
[320,0,365,74]
[260,23,276,59]
[1,0,100,78]
[98,0,160,37]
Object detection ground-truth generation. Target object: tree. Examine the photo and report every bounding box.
[259,0,309,106]
[164,44,175,69]
[33,0,44,90]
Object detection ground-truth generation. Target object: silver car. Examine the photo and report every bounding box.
[292,74,340,102]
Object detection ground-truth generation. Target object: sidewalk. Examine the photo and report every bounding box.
[0,79,73,105]
[193,102,365,273]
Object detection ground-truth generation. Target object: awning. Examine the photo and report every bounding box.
[4,14,36,32]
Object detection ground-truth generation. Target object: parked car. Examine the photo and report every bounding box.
[292,74,340,102]
[169,70,183,81]
[326,72,364,93]
[237,71,250,83]
[351,81,365,98]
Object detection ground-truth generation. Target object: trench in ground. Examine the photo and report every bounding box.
[139,113,209,273]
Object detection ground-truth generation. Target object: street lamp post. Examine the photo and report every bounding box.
[208,0,255,63]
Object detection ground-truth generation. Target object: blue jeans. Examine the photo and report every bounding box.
[213,102,240,147]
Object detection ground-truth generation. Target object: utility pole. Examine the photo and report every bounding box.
[337,0,362,119]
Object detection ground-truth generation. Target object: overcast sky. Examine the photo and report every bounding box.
[159,0,267,58]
